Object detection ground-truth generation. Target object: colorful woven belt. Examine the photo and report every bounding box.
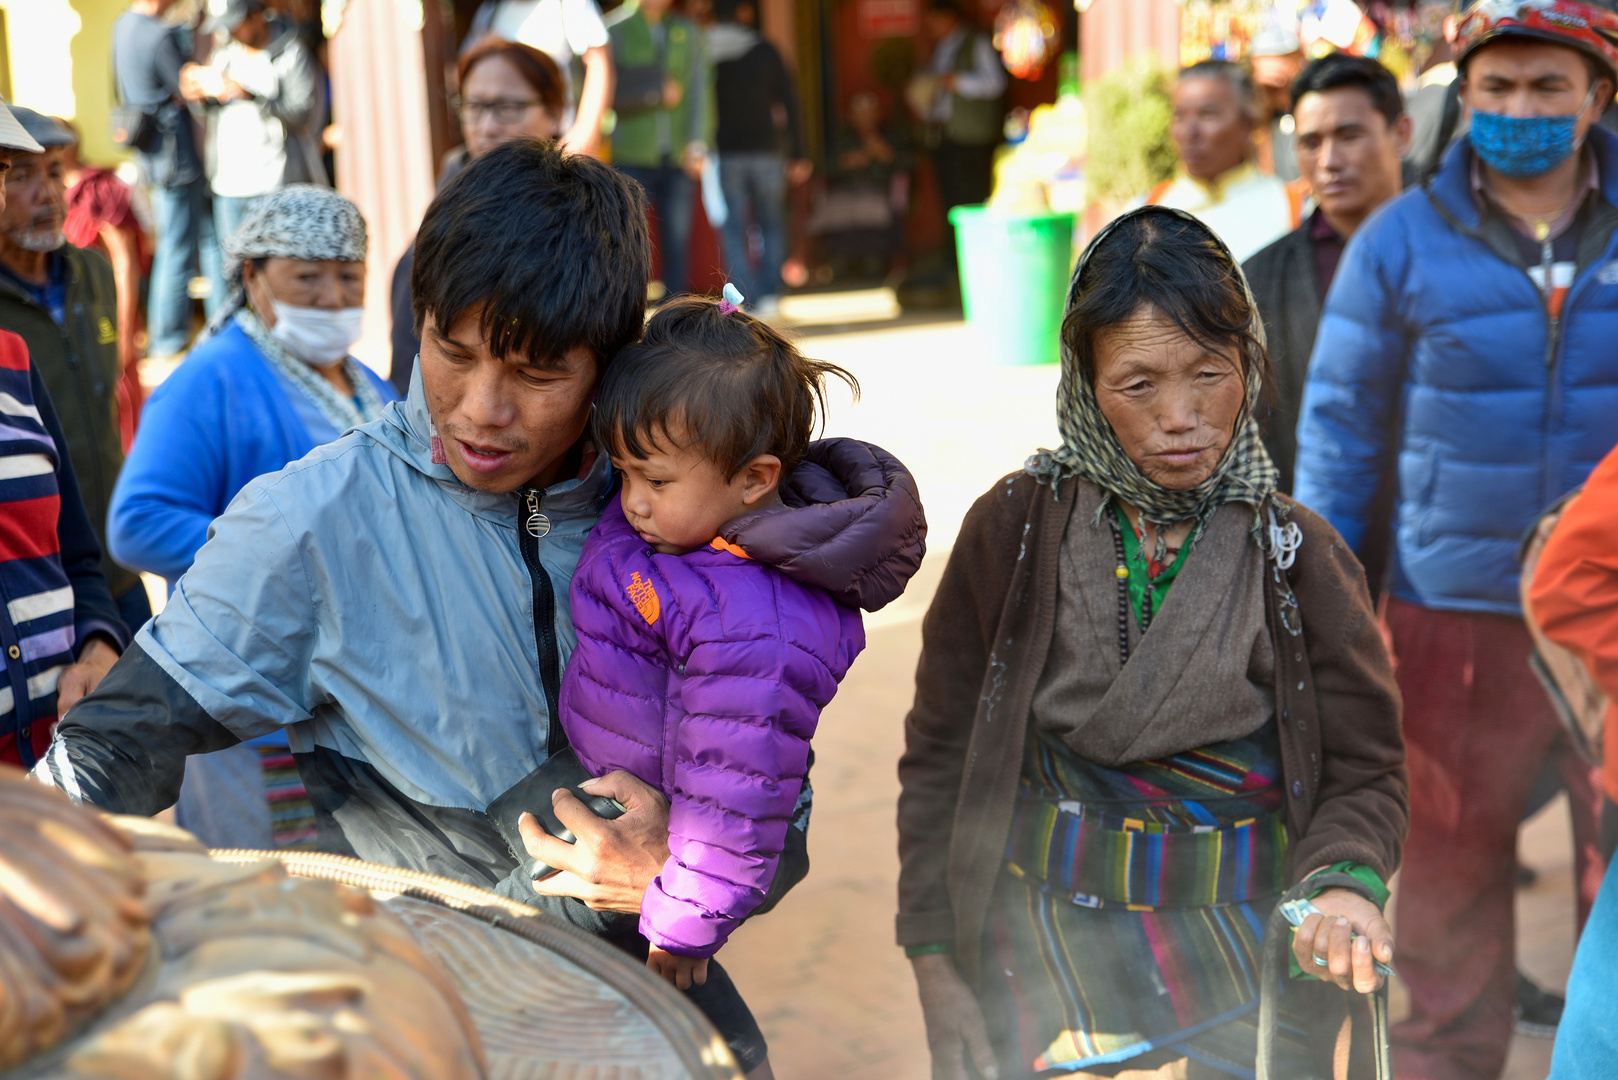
[1005,784,1288,910]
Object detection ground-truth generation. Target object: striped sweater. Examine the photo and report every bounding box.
[0,329,125,767]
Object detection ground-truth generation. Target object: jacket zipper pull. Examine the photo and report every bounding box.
[525,491,551,539]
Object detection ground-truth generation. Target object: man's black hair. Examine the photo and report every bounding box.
[411,138,649,371]
[926,0,964,15]
[1290,52,1404,124]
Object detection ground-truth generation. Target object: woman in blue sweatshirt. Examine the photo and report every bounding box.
[110,187,397,586]
[106,186,396,850]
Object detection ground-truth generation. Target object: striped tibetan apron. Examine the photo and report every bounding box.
[977,721,1317,1078]
[258,740,318,848]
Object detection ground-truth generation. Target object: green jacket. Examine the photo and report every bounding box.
[609,8,707,168]
[0,245,138,600]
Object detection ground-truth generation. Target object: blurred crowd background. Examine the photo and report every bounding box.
[0,0,1460,383]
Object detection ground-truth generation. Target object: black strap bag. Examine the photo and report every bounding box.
[109,41,161,152]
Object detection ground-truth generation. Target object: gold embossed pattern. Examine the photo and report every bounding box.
[0,765,151,1070]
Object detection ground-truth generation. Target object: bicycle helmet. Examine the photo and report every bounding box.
[1456,0,1618,83]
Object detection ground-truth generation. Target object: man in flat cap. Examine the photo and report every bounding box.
[0,99,128,769]
[0,107,150,635]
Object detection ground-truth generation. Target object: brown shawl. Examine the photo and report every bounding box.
[1032,486,1275,765]
[897,473,1407,983]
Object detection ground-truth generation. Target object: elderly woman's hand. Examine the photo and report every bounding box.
[912,953,998,1080]
[1291,887,1394,995]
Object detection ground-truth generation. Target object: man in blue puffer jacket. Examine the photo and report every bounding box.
[1295,4,1618,1078]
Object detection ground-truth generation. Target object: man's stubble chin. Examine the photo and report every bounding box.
[7,227,64,253]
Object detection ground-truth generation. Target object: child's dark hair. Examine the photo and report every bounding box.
[595,296,858,479]
[412,139,649,371]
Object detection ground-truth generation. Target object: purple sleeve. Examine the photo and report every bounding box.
[638,576,844,958]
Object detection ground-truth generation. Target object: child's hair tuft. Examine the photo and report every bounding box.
[595,296,858,479]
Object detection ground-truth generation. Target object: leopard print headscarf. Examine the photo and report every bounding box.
[207,184,368,334]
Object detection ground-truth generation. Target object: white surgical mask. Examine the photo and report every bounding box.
[268,299,365,368]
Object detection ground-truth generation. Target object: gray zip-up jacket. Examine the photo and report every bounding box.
[36,370,611,887]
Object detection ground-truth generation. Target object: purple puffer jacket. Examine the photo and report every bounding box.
[562,439,926,957]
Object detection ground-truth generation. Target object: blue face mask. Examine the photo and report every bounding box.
[1471,91,1594,179]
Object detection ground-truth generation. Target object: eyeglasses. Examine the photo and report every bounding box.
[453,97,542,123]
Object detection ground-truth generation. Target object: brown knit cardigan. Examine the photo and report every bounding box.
[896,472,1409,981]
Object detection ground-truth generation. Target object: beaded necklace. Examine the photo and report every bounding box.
[1109,511,1187,665]
[1110,520,1146,664]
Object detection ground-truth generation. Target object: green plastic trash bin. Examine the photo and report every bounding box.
[949,205,1075,366]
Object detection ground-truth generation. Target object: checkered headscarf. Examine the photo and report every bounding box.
[210,185,368,331]
[1024,206,1279,549]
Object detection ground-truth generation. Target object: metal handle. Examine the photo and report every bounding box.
[1256,872,1392,1080]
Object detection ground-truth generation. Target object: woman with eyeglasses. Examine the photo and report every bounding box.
[388,37,565,395]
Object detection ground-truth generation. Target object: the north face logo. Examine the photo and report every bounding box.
[1596,260,1618,286]
[626,571,660,625]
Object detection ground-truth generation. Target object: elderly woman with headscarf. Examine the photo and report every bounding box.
[898,206,1408,1080]
[105,185,397,850]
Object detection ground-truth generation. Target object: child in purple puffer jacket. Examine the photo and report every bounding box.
[558,291,925,1037]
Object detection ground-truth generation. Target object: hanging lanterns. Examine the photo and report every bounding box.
[995,0,1059,80]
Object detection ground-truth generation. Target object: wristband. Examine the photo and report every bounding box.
[1306,861,1389,909]
[904,942,953,958]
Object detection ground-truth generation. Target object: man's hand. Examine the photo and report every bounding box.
[662,77,685,109]
[559,124,602,158]
[58,637,119,714]
[787,159,813,185]
[912,953,998,1080]
[681,142,706,180]
[647,946,708,990]
[523,769,670,912]
[1291,887,1394,995]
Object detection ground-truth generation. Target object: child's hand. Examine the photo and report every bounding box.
[647,946,709,990]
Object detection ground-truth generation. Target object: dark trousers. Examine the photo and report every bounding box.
[1386,599,1604,1080]
[146,177,226,356]
[619,162,697,297]
[933,138,996,266]
[717,151,787,303]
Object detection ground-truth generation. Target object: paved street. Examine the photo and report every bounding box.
[718,312,1582,1080]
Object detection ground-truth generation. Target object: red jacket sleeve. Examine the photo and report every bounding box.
[1529,445,1618,797]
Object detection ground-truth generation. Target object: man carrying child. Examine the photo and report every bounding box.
[32,139,925,1078]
